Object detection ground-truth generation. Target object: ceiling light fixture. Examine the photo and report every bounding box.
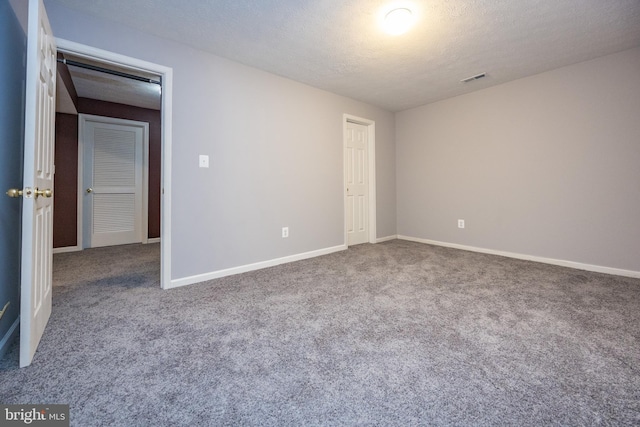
[383,7,415,35]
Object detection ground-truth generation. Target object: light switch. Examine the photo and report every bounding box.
[199,155,209,168]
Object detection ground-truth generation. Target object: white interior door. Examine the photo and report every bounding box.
[82,116,146,248]
[20,0,56,368]
[345,121,368,246]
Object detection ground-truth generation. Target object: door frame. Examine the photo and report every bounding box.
[343,114,376,246]
[56,38,173,289]
[78,114,150,248]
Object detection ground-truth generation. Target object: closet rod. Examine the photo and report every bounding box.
[57,58,161,85]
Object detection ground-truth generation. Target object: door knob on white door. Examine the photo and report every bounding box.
[6,188,23,198]
[86,187,93,193]
[34,188,53,198]
[5,188,46,198]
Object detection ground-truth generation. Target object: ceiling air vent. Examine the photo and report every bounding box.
[460,73,486,83]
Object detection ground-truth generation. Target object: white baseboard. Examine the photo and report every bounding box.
[376,235,398,243]
[145,238,161,244]
[168,244,348,289]
[0,317,19,359]
[397,235,640,279]
[53,245,82,254]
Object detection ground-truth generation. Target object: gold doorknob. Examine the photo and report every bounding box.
[86,188,93,193]
[6,188,23,198]
[34,188,53,198]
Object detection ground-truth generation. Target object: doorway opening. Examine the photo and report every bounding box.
[343,114,376,247]
[54,39,172,288]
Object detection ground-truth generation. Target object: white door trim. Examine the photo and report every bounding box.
[56,38,173,289]
[78,114,149,248]
[343,114,376,246]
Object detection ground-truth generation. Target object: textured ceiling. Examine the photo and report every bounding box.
[50,0,640,112]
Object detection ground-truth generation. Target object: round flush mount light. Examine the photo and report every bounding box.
[383,7,415,35]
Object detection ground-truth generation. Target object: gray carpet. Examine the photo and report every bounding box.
[1,240,639,426]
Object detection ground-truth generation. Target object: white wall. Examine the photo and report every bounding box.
[44,1,396,282]
[397,47,640,273]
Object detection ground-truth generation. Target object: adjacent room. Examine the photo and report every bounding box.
[1,0,639,425]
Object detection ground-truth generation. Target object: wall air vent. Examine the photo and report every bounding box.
[460,73,486,83]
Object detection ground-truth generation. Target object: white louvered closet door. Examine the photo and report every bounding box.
[83,119,143,248]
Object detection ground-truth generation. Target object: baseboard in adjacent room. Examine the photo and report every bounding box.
[168,244,348,289]
[146,238,161,244]
[53,245,82,255]
[376,235,398,243]
[397,235,640,279]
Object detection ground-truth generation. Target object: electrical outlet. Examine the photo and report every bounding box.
[458,219,465,229]
[282,227,289,238]
[199,155,209,168]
